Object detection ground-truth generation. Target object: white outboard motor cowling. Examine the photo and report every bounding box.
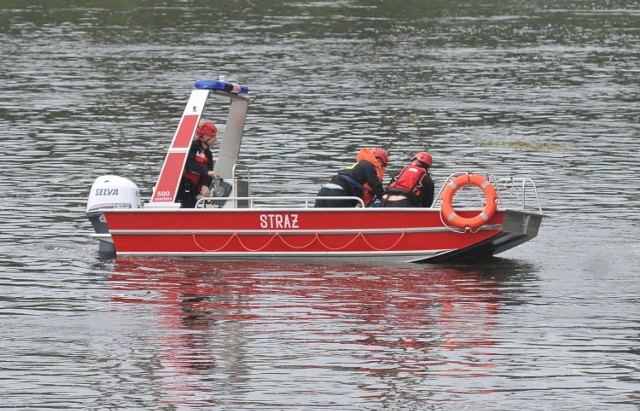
[86,175,141,253]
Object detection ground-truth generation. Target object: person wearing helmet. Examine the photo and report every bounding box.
[380,151,434,207]
[315,147,388,208]
[176,120,220,208]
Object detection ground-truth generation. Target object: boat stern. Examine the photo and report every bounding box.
[86,175,141,254]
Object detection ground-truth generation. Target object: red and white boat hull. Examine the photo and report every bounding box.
[103,208,542,263]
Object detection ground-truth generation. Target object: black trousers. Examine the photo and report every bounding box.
[176,180,198,208]
[314,187,359,208]
[379,197,413,207]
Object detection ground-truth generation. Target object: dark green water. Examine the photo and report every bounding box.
[1,1,638,409]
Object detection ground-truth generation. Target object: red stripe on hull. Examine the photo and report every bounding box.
[109,230,500,255]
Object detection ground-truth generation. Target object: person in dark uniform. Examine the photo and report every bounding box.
[315,147,388,208]
[176,121,220,208]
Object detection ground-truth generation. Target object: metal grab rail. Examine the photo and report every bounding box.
[196,167,543,213]
[495,177,543,214]
[196,195,366,209]
[432,172,543,214]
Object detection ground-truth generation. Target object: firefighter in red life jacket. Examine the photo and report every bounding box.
[380,151,434,207]
[176,121,220,208]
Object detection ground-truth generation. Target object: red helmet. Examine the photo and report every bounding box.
[412,151,432,168]
[196,121,218,138]
[371,147,388,167]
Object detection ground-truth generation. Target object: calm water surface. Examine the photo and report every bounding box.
[1,1,639,409]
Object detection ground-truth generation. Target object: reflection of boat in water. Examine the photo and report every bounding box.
[110,258,505,390]
[87,79,543,263]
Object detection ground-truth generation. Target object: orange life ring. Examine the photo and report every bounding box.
[440,174,498,230]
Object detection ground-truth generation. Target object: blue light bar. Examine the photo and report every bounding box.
[195,79,249,95]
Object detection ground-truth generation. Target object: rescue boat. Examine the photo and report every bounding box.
[86,79,544,263]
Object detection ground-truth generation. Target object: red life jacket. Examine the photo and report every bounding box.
[387,165,427,204]
[182,149,209,186]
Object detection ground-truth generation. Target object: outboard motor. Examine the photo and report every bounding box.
[86,175,141,254]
